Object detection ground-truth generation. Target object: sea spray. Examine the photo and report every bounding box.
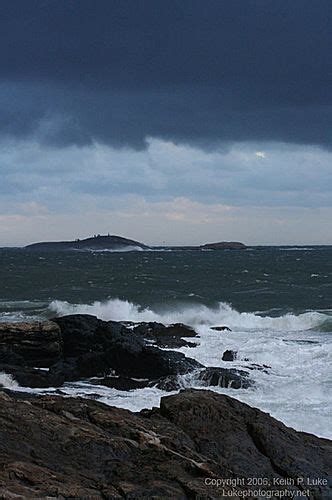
[0,372,19,389]
[49,298,330,331]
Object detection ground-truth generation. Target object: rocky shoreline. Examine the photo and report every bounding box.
[0,315,252,391]
[0,315,331,498]
[0,389,331,498]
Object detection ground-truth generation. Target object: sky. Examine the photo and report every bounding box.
[0,0,331,246]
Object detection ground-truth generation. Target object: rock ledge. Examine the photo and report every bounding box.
[0,389,330,499]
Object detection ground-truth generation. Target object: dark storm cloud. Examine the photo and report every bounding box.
[0,0,331,148]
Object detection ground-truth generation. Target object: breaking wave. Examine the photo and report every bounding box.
[0,372,19,389]
[49,298,331,332]
[310,318,332,332]
[85,246,145,253]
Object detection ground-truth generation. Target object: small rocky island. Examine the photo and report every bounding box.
[24,234,247,251]
[0,315,331,498]
[200,241,247,250]
[25,234,148,252]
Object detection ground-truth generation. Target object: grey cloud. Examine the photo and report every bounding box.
[0,139,331,212]
[0,0,331,148]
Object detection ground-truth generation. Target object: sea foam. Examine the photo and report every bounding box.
[49,298,330,332]
[6,297,331,440]
[0,372,19,389]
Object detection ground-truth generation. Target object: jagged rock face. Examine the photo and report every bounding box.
[0,321,62,367]
[0,315,205,388]
[0,315,252,392]
[52,315,203,380]
[129,321,199,348]
[0,389,330,499]
[159,390,332,497]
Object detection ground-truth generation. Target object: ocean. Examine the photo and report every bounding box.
[1,245,331,439]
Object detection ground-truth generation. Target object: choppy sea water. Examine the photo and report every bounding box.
[0,246,331,439]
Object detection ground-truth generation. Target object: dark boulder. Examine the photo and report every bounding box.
[48,359,81,383]
[211,325,232,332]
[0,346,25,365]
[152,375,183,391]
[105,345,203,380]
[89,376,148,391]
[50,315,203,383]
[52,314,101,357]
[0,364,64,388]
[128,321,199,348]
[197,367,252,389]
[0,321,62,367]
[222,349,237,361]
[152,366,252,391]
[53,314,144,359]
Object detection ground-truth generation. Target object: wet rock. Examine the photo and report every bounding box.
[0,364,64,388]
[48,359,80,383]
[152,375,183,391]
[159,390,331,498]
[0,389,330,499]
[0,346,25,365]
[0,315,254,391]
[115,346,203,379]
[222,349,237,361]
[198,367,252,389]
[53,314,144,359]
[89,376,149,391]
[245,363,271,373]
[129,321,199,348]
[211,325,232,332]
[51,315,203,382]
[153,366,253,392]
[0,321,62,367]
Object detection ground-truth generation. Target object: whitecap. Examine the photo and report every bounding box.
[49,298,330,332]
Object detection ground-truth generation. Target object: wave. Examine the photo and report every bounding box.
[49,299,331,332]
[0,372,19,389]
[279,247,314,251]
[310,318,332,332]
[83,246,145,253]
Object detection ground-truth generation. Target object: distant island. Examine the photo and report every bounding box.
[200,241,246,250]
[25,234,247,251]
[25,234,148,252]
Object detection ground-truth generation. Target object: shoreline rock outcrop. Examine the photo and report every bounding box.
[0,389,330,498]
[0,321,62,367]
[0,315,251,391]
